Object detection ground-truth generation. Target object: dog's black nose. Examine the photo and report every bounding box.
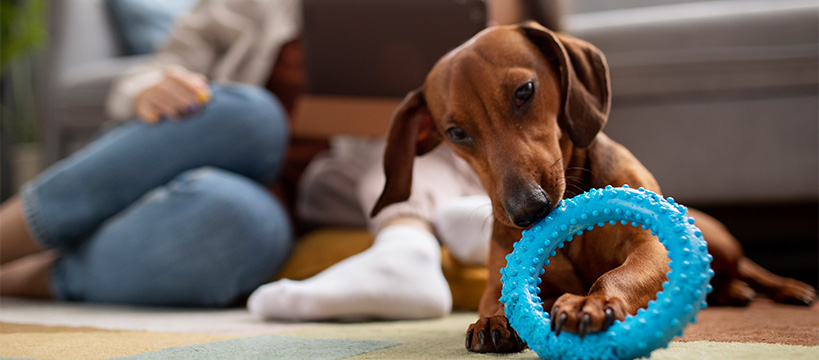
[504,187,552,228]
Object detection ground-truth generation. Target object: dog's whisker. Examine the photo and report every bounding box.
[469,205,495,233]
[563,175,586,186]
[481,214,494,234]
[566,184,584,192]
[564,174,585,182]
[565,181,584,191]
[564,166,593,174]
[563,180,586,198]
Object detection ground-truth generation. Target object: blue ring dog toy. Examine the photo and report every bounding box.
[500,185,714,360]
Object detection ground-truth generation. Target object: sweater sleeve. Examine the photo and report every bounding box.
[105,0,227,121]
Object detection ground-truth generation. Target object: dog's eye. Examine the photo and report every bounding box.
[445,126,471,144]
[514,81,535,107]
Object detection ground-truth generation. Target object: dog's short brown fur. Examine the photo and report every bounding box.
[371,22,817,353]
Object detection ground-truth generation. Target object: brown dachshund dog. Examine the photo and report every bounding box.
[371,22,817,353]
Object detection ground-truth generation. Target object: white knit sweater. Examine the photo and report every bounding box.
[106,0,302,121]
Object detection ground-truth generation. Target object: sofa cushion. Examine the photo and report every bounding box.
[571,0,728,14]
[567,0,818,100]
[107,0,197,55]
[56,56,150,127]
[564,0,819,204]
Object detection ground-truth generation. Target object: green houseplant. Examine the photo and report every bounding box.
[1,0,48,142]
[1,0,47,199]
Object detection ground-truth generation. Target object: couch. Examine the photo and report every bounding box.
[41,0,818,201]
[564,0,818,286]
[38,0,194,166]
[39,0,817,289]
[566,0,818,205]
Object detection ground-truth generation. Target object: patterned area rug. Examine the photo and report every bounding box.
[1,297,816,359]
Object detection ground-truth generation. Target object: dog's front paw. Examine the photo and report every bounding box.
[465,315,526,353]
[550,294,627,337]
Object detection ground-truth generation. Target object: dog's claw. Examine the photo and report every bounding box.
[492,330,501,347]
[491,328,520,353]
[603,308,615,330]
[554,312,568,336]
[550,307,560,332]
[798,289,816,306]
[513,328,523,345]
[578,313,591,338]
[466,316,526,353]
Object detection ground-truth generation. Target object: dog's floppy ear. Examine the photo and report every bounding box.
[370,88,441,217]
[520,21,611,148]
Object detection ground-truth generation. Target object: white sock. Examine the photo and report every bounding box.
[247,225,452,321]
[434,195,493,266]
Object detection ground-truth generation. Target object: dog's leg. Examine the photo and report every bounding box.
[738,258,816,305]
[466,225,526,353]
[691,208,816,306]
[550,226,669,337]
[692,208,757,306]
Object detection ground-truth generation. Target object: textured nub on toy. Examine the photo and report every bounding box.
[499,185,714,360]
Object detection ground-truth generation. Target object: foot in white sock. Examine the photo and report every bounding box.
[247,225,452,321]
[435,195,493,266]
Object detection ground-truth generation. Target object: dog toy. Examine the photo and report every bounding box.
[500,185,713,360]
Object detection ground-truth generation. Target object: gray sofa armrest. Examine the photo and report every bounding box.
[564,0,818,204]
[57,56,149,128]
[569,0,818,99]
[42,56,149,161]
[40,0,138,165]
[48,0,126,79]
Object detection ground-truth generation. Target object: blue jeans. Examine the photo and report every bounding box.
[21,83,293,307]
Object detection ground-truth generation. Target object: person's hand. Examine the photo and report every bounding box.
[133,66,212,123]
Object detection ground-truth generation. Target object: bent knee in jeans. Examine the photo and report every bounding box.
[52,167,293,307]
[194,83,291,184]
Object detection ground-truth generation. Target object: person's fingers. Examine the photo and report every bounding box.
[153,79,210,119]
[156,80,198,110]
[167,67,211,104]
[134,87,167,123]
[133,67,212,123]
[135,101,160,124]
[147,94,180,120]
